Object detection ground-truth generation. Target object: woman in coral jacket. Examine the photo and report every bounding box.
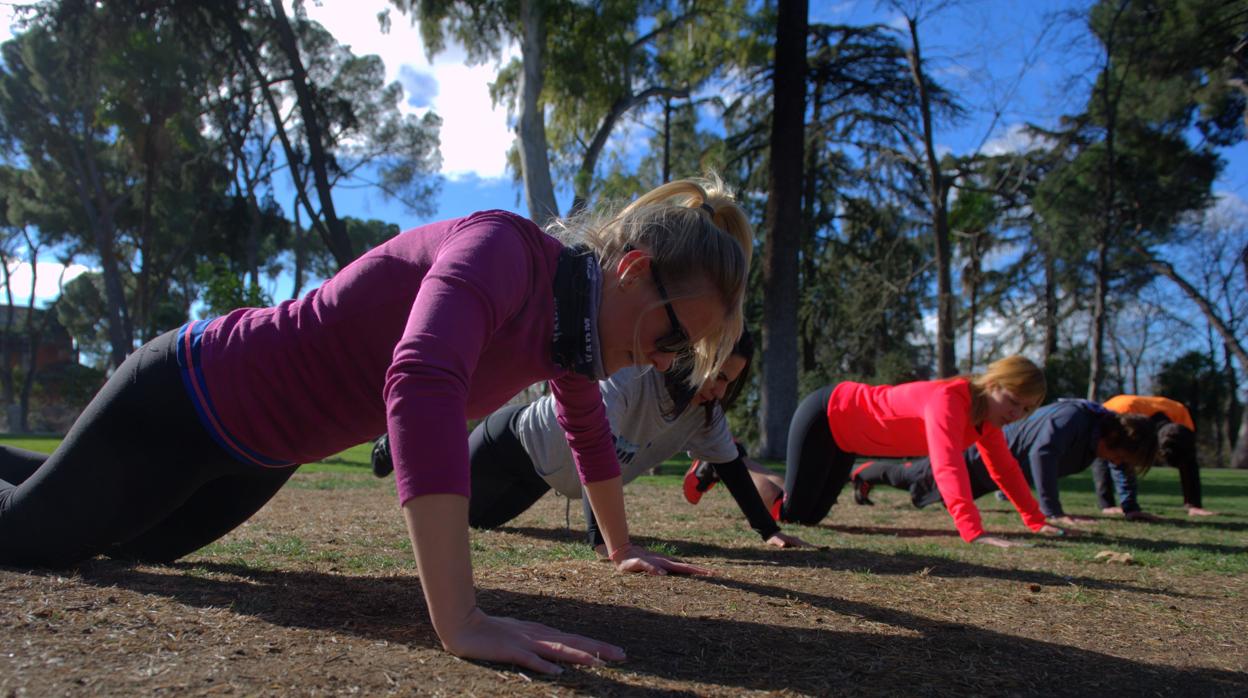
[776,355,1067,547]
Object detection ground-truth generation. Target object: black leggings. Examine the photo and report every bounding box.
[856,458,961,509]
[0,328,296,568]
[467,404,551,528]
[780,385,856,525]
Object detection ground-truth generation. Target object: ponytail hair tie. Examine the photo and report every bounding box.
[700,202,714,216]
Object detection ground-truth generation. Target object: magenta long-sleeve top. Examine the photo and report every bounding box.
[190,210,620,504]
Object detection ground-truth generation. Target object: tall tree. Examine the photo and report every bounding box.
[758,0,806,458]
[1034,0,1219,400]
[0,16,136,368]
[210,0,441,268]
[888,0,964,378]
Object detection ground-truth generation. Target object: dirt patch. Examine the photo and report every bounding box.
[2,471,1246,696]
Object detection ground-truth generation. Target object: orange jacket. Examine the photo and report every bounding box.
[1102,395,1194,431]
[828,379,1048,541]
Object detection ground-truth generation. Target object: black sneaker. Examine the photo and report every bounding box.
[371,434,393,478]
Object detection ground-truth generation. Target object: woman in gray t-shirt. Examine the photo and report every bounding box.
[373,330,810,549]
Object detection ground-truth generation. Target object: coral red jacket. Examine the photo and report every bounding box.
[828,379,1048,541]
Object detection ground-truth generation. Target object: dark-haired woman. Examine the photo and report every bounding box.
[374,330,809,550]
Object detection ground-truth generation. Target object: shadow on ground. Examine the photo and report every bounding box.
[48,560,1246,697]
[498,525,1206,599]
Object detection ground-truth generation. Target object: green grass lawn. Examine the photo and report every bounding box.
[4,434,1246,578]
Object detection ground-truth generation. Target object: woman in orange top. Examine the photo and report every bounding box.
[1098,395,1214,516]
[777,356,1066,546]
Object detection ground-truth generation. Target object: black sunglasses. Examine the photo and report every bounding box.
[649,264,692,354]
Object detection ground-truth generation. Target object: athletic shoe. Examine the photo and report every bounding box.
[850,461,875,506]
[682,459,720,504]
[371,434,394,478]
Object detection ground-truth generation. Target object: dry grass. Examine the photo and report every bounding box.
[2,462,1246,696]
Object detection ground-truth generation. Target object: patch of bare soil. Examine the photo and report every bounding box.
[2,471,1246,696]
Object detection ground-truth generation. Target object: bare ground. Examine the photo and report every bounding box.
[2,469,1246,697]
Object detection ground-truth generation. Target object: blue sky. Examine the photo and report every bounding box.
[0,0,1244,304]
[326,0,1247,229]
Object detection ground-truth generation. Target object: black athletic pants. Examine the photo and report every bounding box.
[854,457,994,509]
[0,329,296,568]
[779,385,856,525]
[466,405,551,529]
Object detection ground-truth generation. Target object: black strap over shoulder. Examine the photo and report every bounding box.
[551,244,603,379]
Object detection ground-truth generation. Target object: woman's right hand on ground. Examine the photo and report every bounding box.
[765,532,812,548]
[971,534,1027,548]
[610,543,714,576]
[440,606,625,675]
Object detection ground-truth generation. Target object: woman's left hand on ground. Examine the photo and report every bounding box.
[610,543,714,576]
[765,532,812,548]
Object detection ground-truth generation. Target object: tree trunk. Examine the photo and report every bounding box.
[1235,408,1248,469]
[759,0,806,458]
[136,134,156,344]
[905,17,956,377]
[662,97,671,183]
[517,0,559,226]
[73,141,132,370]
[1043,243,1058,363]
[217,4,341,276]
[94,215,131,370]
[268,0,354,268]
[1087,236,1109,400]
[569,87,688,217]
[290,196,306,300]
[963,234,982,372]
[0,252,16,426]
[1225,341,1240,451]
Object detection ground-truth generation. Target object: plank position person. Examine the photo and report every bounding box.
[1094,395,1216,517]
[775,356,1069,547]
[373,328,811,550]
[850,400,1159,525]
[0,176,751,675]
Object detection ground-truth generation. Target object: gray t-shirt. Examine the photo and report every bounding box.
[514,366,739,498]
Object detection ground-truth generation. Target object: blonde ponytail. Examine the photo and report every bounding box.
[548,173,752,387]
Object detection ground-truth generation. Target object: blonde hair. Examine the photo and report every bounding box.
[966,355,1047,424]
[547,173,752,387]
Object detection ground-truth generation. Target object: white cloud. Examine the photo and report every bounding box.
[980,122,1051,157]
[0,3,35,40]
[298,0,516,180]
[3,262,90,305]
[1210,190,1248,219]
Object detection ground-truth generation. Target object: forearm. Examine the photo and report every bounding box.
[715,457,781,540]
[582,476,630,554]
[402,494,477,645]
